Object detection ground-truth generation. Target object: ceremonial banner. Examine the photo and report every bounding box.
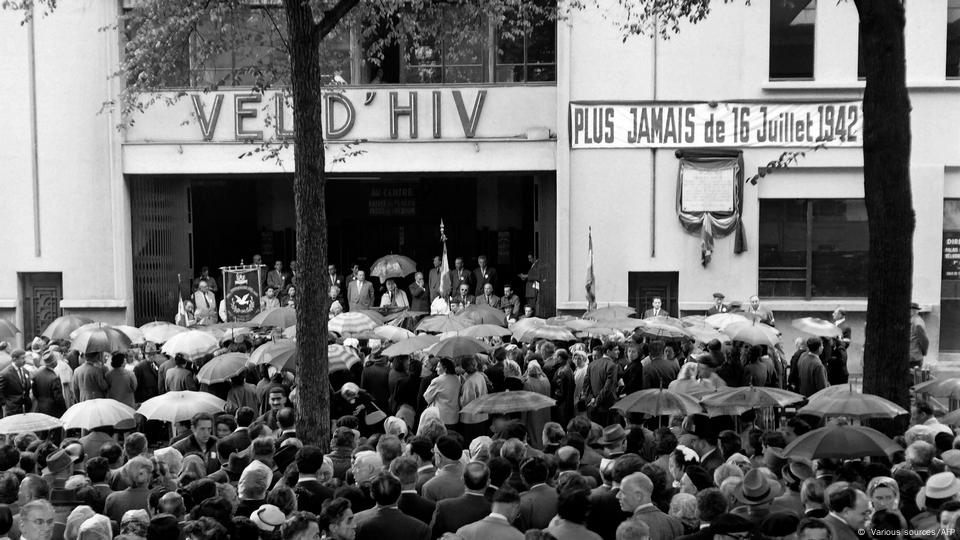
[569,101,863,148]
[221,265,264,322]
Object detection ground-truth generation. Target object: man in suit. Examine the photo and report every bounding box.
[516,456,557,530]
[33,351,66,417]
[500,285,521,319]
[356,472,430,540]
[823,487,870,540]
[643,297,666,318]
[221,406,255,454]
[474,283,500,309]
[409,272,430,312]
[677,488,732,540]
[455,486,524,540]
[327,264,346,304]
[133,343,160,404]
[348,270,375,310]
[832,307,852,347]
[706,292,727,315]
[643,341,680,390]
[449,283,474,314]
[746,295,776,326]
[391,456,436,525]
[193,266,219,297]
[293,446,336,514]
[73,353,109,402]
[430,461,491,538]
[618,472,684,540]
[583,342,619,425]
[796,337,828,397]
[408,437,436,494]
[422,436,465,503]
[104,456,154,524]
[520,253,541,310]
[0,349,31,416]
[266,261,288,293]
[472,255,497,297]
[276,407,298,444]
[447,258,473,295]
[428,256,444,302]
[193,279,218,325]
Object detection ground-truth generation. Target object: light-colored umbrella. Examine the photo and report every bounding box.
[791,317,843,338]
[355,310,387,326]
[938,409,960,427]
[161,330,219,361]
[797,388,908,420]
[374,325,416,342]
[612,389,703,417]
[61,399,136,430]
[250,339,298,370]
[42,315,94,341]
[546,316,595,331]
[583,306,636,321]
[518,325,577,342]
[0,320,20,341]
[603,318,646,332]
[722,321,780,347]
[427,336,492,358]
[688,326,730,344]
[70,324,133,354]
[643,315,686,328]
[461,391,555,415]
[217,327,253,344]
[382,335,440,357]
[329,312,379,335]
[282,325,297,339]
[136,391,226,423]
[781,424,900,460]
[114,325,146,346]
[0,413,64,435]
[681,315,709,327]
[704,313,751,330]
[576,327,623,338]
[140,321,188,344]
[416,315,474,334]
[460,305,508,327]
[440,324,512,339]
[249,307,297,329]
[807,384,856,402]
[369,254,418,280]
[328,344,360,372]
[640,319,692,339]
[701,386,804,409]
[197,352,250,384]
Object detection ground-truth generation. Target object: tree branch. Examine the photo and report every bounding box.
[264,6,291,55]
[314,0,359,40]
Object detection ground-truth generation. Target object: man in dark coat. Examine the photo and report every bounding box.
[0,349,32,416]
[171,412,219,474]
[584,342,619,425]
[472,256,497,297]
[294,446,336,514]
[361,354,391,415]
[133,344,161,404]
[796,337,828,397]
[430,461,491,538]
[391,456,435,525]
[409,272,430,312]
[356,472,430,540]
[33,351,66,417]
[74,354,109,402]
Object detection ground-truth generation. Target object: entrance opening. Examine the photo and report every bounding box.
[19,272,62,339]
[627,272,679,318]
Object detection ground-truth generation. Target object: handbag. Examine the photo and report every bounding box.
[364,403,387,426]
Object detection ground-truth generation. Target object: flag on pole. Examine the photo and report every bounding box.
[586,227,597,310]
[176,273,188,325]
[439,219,452,298]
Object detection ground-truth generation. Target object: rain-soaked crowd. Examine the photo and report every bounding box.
[0,286,944,540]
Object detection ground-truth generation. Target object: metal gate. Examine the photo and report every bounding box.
[19,273,62,340]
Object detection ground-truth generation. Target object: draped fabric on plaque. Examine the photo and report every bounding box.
[675,149,746,266]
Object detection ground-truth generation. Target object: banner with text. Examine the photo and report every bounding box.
[569,101,863,149]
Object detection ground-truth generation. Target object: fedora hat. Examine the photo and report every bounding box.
[733,468,783,506]
[43,450,73,476]
[598,424,628,446]
[924,472,960,500]
[223,452,250,475]
[781,460,814,487]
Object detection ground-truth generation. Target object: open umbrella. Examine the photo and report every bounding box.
[61,399,136,431]
[460,305,508,327]
[701,386,804,409]
[329,312,379,335]
[42,315,94,341]
[461,390,555,415]
[136,391,226,423]
[250,339,298,370]
[643,315,686,328]
[807,384,856,402]
[640,320,692,339]
[70,324,133,355]
[197,352,250,384]
[382,334,440,357]
[416,315,474,334]
[913,378,960,399]
[681,315,709,327]
[161,330,219,361]
[797,388,908,420]
[722,321,780,347]
[576,327,623,338]
[217,327,253,344]
[938,409,960,427]
[328,344,360,372]
[384,310,428,329]
[546,316,595,331]
[603,318,646,332]
[518,325,577,342]
[781,424,900,460]
[704,313,751,330]
[140,321,188,344]
[688,326,730,344]
[791,317,843,338]
[0,320,21,341]
[355,310,388,326]
[443,324,512,339]
[0,413,63,435]
[427,336,491,358]
[249,307,297,329]
[370,254,418,280]
[583,306,636,321]
[374,325,415,342]
[612,389,703,417]
[114,325,146,346]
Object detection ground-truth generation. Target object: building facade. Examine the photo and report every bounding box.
[1,1,958,370]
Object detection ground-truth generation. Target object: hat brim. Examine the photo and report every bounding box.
[733,481,782,506]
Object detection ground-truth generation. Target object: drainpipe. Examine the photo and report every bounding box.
[28,7,41,257]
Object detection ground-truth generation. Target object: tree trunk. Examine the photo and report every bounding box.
[284,0,331,451]
[856,0,915,431]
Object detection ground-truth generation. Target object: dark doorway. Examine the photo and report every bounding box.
[628,272,679,317]
[19,273,62,339]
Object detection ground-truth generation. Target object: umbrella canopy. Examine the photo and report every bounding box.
[282,325,296,339]
[913,378,960,399]
[370,254,418,280]
[60,399,136,430]
[114,325,146,346]
[807,384,856,402]
[70,324,133,355]
[197,352,250,384]
[643,315,686,328]
[427,336,491,358]
[701,386,804,409]
[546,316,595,331]
[681,315,709,327]
[136,391,226,423]
[0,320,21,341]
[355,310,388,326]
[250,339,298,370]
[791,317,843,338]
[612,389,703,417]
[382,334,440,357]
[140,322,188,344]
[0,413,64,435]
[583,306,636,321]
[416,315,474,334]
[383,309,427,329]
[938,409,960,427]
[722,321,780,347]
[518,325,577,342]
[460,305,508,327]
[603,318,646,332]
[576,327,623,338]
[328,344,360,372]
[217,327,253,344]
[42,315,94,341]
[161,330,219,361]
[704,313,752,330]
[329,312,379,335]
[443,324,512,339]
[249,307,297,329]
[640,320,692,339]
[374,325,416,342]
[781,424,900,460]
[688,326,730,344]
[461,390,555,415]
[797,388,908,420]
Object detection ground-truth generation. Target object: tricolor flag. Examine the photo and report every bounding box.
[439,219,452,297]
[176,273,188,325]
[586,227,597,310]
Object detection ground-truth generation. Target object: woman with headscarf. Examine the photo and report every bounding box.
[117,509,150,540]
[867,476,902,514]
[522,360,552,449]
[459,355,489,444]
[669,492,700,534]
[65,506,97,540]
[78,514,113,540]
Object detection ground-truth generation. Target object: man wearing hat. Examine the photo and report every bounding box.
[618,472,684,540]
[40,449,73,489]
[731,468,783,523]
[911,471,960,532]
[33,350,66,417]
[251,504,286,535]
[911,302,929,368]
[706,293,728,315]
[598,425,629,459]
[422,436,465,503]
[0,349,32,416]
[772,460,814,515]
[209,449,249,485]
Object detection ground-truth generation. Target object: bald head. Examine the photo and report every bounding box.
[556,446,581,471]
[617,472,654,512]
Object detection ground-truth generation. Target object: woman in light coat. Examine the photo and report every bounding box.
[522,360,552,449]
[459,355,489,443]
[423,357,461,431]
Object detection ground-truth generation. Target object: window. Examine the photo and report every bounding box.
[948,0,960,77]
[769,0,816,80]
[759,199,868,298]
[942,200,960,352]
[496,0,557,83]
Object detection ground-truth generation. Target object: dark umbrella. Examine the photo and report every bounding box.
[70,324,133,355]
[460,305,508,327]
[781,424,900,460]
[42,315,94,341]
